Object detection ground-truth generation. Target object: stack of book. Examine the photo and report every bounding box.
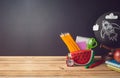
[105,60,120,72]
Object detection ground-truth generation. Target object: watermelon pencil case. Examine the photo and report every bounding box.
[66,50,94,67]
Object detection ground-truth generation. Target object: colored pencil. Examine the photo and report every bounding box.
[88,59,105,68]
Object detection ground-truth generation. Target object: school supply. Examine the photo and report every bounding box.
[105,60,120,68]
[107,64,120,72]
[76,36,97,49]
[88,59,105,68]
[66,50,94,66]
[60,33,80,52]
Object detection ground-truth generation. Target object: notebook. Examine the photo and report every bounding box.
[107,64,120,72]
[105,60,120,68]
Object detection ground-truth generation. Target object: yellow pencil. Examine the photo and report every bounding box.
[60,33,74,52]
[60,33,80,52]
[64,34,76,52]
[65,33,80,51]
[65,33,78,52]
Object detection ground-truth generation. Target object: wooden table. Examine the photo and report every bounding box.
[0,56,119,78]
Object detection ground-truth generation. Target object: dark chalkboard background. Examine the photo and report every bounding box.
[0,0,120,56]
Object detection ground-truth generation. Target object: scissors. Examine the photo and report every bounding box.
[87,38,98,49]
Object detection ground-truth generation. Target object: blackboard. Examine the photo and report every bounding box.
[0,0,120,56]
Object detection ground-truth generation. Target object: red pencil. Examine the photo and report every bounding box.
[89,59,105,68]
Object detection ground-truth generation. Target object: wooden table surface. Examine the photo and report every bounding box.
[0,56,119,78]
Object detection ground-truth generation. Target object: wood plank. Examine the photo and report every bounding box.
[0,63,109,70]
[0,56,100,61]
[0,76,120,78]
[0,70,119,76]
[0,56,66,61]
[0,56,119,78]
[0,60,65,64]
[0,61,109,70]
